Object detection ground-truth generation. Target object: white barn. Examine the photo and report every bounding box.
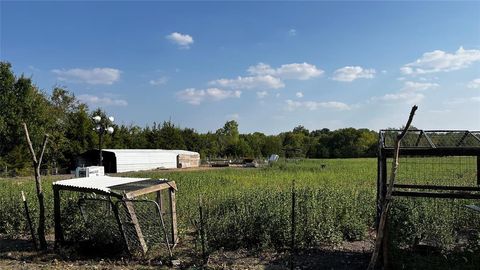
[76,149,200,173]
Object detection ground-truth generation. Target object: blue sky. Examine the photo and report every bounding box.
[1,1,479,134]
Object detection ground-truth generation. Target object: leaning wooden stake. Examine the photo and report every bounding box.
[367,105,418,270]
[23,123,49,250]
[22,191,38,250]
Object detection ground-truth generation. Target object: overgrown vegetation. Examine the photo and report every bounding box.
[2,159,480,268]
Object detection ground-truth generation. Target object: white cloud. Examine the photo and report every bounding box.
[166,32,194,49]
[295,92,303,98]
[401,81,439,92]
[176,88,241,105]
[285,99,350,111]
[445,96,480,105]
[401,47,480,75]
[374,92,425,105]
[208,62,322,93]
[247,62,324,80]
[52,67,121,85]
[78,94,128,106]
[247,63,275,76]
[288,29,297,36]
[256,91,268,98]
[467,78,480,89]
[149,76,168,86]
[371,81,437,105]
[209,75,285,89]
[332,66,376,82]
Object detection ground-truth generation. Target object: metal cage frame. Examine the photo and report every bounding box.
[376,129,480,226]
[53,178,178,256]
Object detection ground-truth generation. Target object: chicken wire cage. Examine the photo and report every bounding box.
[52,176,178,257]
[376,130,480,266]
[377,130,480,220]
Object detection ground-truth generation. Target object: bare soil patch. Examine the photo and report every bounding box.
[0,234,373,269]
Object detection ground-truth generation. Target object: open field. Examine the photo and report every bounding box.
[1,158,480,269]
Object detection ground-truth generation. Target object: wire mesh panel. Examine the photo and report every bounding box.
[116,199,172,257]
[387,196,480,269]
[59,191,125,255]
[389,156,477,187]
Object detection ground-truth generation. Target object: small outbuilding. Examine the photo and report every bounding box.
[76,149,200,173]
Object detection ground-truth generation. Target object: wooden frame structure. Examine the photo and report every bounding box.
[53,176,178,255]
[377,130,480,224]
[374,129,480,268]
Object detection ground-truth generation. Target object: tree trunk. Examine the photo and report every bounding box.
[23,123,48,250]
[34,166,47,250]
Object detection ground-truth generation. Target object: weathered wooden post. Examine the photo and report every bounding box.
[21,191,38,250]
[169,187,178,245]
[23,123,48,250]
[368,105,418,270]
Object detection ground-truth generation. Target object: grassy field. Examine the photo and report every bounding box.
[1,158,480,269]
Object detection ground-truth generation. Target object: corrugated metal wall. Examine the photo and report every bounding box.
[111,150,178,172]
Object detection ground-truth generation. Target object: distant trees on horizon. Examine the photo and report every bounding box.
[0,62,378,175]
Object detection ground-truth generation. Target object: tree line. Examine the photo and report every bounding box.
[0,62,378,175]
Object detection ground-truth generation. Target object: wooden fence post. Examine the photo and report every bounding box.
[169,188,178,245]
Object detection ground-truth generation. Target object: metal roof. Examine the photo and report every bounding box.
[53,176,150,194]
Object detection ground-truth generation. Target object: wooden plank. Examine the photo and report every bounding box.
[414,131,424,147]
[124,201,148,254]
[54,185,120,198]
[393,184,480,192]
[156,191,164,214]
[471,133,480,143]
[381,147,480,157]
[456,131,470,147]
[53,187,64,248]
[392,190,480,199]
[169,188,178,245]
[423,132,436,148]
[125,181,177,199]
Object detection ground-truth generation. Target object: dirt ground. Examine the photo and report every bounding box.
[0,235,373,270]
